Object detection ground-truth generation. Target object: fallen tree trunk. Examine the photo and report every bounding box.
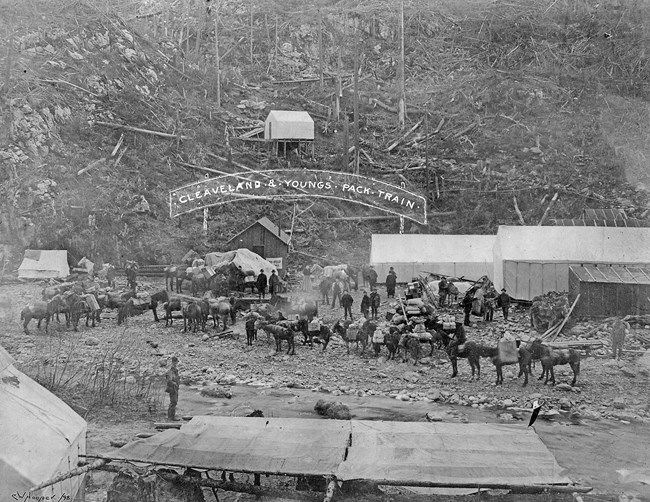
[94,121,189,140]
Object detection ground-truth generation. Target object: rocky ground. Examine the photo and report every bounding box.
[4,277,650,424]
[3,277,650,501]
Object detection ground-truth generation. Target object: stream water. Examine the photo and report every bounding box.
[177,384,650,498]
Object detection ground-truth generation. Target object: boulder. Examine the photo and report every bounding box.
[558,397,572,410]
[84,336,100,346]
[612,398,626,409]
[555,383,573,391]
[200,386,232,399]
[621,367,637,378]
[425,412,444,422]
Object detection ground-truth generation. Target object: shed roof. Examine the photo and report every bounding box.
[569,265,650,284]
[583,208,627,220]
[265,110,314,124]
[495,226,650,263]
[226,217,290,246]
[551,218,649,227]
[370,234,495,264]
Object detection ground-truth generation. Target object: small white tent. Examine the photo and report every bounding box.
[0,344,87,500]
[264,110,314,140]
[493,226,650,300]
[18,250,70,279]
[370,234,495,282]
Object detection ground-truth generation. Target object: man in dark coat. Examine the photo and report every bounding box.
[462,293,473,327]
[367,266,378,290]
[341,292,354,320]
[370,289,381,319]
[319,278,332,305]
[165,356,180,421]
[269,270,280,296]
[498,288,511,321]
[385,267,397,298]
[361,290,371,319]
[438,277,449,308]
[331,279,343,308]
[256,269,268,300]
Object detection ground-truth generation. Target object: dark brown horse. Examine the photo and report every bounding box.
[438,323,482,380]
[530,339,580,386]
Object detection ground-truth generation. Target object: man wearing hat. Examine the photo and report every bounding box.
[341,291,354,319]
[370,288,381,319]
[165,356,181,421]
[256,269,268,300]
[269,269,280,296]
[498,288,511,321]
[385,267,397,299]
[361,290,371,319]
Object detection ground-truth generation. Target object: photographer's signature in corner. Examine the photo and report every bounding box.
[11,493,70,502]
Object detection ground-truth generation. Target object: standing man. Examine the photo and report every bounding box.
[498,288,511,322]
[462,293,473,327]
[483,288,496,322]
[269,270,280,296]
[610,318,630,359]
[367,266,378,291]
[385,267,397,299]
[256,269,268,300]
[165,356,180,421]
[370,288,381,320]
[361,290,371,319]
[302,264,312,292]
[438,277,448,308]
[331,279,343,308]
[341,291,354,320]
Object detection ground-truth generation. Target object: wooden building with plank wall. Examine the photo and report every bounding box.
[226,217,290,273]
[569,264,650,317]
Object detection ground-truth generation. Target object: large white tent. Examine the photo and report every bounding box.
[0,345,87,500]
[18,250,70,279]
[370,234,495,282]
[493,226,650,300]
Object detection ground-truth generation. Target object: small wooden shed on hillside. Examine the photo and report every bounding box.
[569,264,650,317]
[226,217,290,272]
[264,110,314,157]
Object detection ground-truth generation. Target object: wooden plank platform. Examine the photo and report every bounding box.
[97,417,572,489]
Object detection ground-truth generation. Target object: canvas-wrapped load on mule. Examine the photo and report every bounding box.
[308,318,321,333]
[498,332,519,363]
[83,294,100,312]
[372,326,386,344]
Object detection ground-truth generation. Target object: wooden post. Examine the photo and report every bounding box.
[318,9,324,89]
[249,0,254,65]
[335,47,342,120]
[353,21,360,175]
[425,105,430,201]
[343,114,349,170]
[203,208,208,236]
[398,0,406,128]
[214,10,221,107]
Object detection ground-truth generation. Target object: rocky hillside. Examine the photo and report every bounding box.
[1,0,649,269]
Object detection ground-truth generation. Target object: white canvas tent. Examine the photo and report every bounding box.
[0,344,86,500]
[204,248,278,278]
[370,234,495,282]
[264,110,314,140]
[18,250,69,279]
[493,226,650,300]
